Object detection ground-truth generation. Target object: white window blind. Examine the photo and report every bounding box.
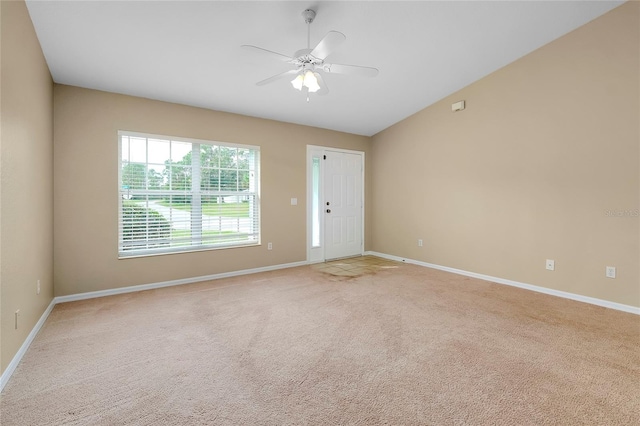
[118,131,260,257]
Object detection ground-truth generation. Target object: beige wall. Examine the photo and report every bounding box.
[0,0,54,374]
[371,2,639,308]
[53,85,371,296]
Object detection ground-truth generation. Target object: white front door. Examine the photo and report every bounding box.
[323,150,363,260]
[307,146,364,263]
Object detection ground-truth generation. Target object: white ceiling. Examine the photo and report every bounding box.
[25,0,623,136]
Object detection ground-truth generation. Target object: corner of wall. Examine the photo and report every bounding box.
[0,0,55,377]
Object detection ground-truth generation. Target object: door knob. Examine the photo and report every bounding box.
[326,209,331,213]
[326,202,330,206]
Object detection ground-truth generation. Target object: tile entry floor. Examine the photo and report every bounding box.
[311,255,401,277]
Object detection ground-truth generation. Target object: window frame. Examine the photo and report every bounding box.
[117,130,260,259]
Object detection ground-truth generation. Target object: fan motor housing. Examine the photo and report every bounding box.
[293,49,323,68]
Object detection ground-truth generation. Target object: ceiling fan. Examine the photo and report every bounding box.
[242,9,379,100]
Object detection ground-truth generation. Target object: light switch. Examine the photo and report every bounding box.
[291,198,297,206]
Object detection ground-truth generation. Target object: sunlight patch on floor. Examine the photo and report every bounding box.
[311,255,400,277]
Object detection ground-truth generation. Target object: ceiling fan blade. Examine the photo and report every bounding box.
[314,72,329,96]
[256,69,299,86]
[322,63,379,78]
[310,31,346,60]
[241,45,294,62]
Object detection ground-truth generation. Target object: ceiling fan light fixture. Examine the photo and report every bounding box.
[291,73,304,90]
[291,70,320,93]
[303,70,320,93]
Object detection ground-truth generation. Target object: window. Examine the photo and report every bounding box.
[118,131,259,257]
[311,157,321,247]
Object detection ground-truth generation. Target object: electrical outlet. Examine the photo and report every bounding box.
[267,242,273,250]
[37,279,41,295]
[418,239,423,247]
[15,309,20,330]
[546,259,555,271]
[606,266,616,279]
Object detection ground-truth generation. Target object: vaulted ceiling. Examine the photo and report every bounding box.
[26,1,623,136]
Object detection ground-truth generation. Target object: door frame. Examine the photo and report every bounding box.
[306,145,365,263]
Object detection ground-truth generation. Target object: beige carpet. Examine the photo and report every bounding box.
[1,256,639,425]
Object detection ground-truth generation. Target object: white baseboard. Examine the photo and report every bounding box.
[55,260,308,304]
[1,259,308,393]
[365,251,640,315]
[0,299,56,392]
